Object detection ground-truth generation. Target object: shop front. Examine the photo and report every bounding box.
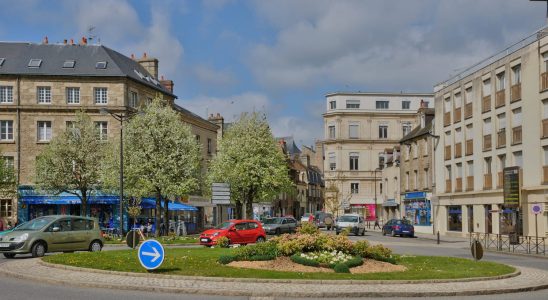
[403,192,432,233]
[350,203,376,221]
[138,198,199,234]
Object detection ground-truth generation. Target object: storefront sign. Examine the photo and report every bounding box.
[350,203,376,220]
[503,167,520,206]
[382,199,397,207]
[404,192,426,200]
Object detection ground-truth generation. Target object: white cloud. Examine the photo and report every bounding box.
[269,116,323,147]
[178,92,270,122]
[194,64,237,87]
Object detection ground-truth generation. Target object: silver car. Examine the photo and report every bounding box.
[262,217,297,235]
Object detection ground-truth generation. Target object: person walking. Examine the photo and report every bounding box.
[374,218,381,230]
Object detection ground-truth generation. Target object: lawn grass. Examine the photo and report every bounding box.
[104,235,199,245]
[42,248,515,280]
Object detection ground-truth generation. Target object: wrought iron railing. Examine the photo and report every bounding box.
[469,232,546,255]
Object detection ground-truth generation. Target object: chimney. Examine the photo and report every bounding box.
[80,37,87,45]
[63,39,68,45]
[160,78,174,93]
[208,113,225,142]
[70,38,74,45]
[42,36,48,44]
[138,52,159,79]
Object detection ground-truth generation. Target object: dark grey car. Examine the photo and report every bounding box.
[262,217,297,235]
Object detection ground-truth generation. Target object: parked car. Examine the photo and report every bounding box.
[382,219,415,237]
[314,212,334,229]
[300,213,315,223]
[0,215,104,258]
[262,217,298,235]
[199,219,266,247]
[335,214,366,236]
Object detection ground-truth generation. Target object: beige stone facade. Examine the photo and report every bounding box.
[434,28,548,238]
[322,92,433,220]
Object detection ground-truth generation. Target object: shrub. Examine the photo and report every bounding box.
[340,227,352,236]
[363,244,396,264]
[248,255,275,261]
[218,255,236,264]
[333,263,350,273]
[233,241,278,260]
[342,256,364,269]
[297,222,320,235]
[290,253,320,267]
[216,236,230,248]
[352,240,371,257]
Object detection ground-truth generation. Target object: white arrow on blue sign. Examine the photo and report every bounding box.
[138,239,165,270]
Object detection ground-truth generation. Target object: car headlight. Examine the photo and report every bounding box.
[212,232,220,237]
[13,233,28,243]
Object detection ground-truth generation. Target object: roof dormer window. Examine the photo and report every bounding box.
[95,61,107,69]
[63,60,75,68]
[28,59,42,68]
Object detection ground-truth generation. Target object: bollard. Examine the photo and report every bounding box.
[437,231,440,244]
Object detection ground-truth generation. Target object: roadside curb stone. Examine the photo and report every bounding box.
[0,258,547,297]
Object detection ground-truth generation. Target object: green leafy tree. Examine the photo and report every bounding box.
[35,111,105,216]
[208,112,292,219]
[0,152,16,199]
[104,98,201,237]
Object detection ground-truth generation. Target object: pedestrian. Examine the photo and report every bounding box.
[374,218,381,230]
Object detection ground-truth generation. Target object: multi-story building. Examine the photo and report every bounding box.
[0,39,218,230]
[379,146,401,221]
[322,92,433,220]
[434,27,548,237]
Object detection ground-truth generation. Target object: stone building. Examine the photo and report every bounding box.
[379,146,401,222]
[322,92,433,220]
[434,27,548,237]
[0,39,217,230]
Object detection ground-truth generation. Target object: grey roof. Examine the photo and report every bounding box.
[276,136,301,156]
[0,42,174,97]
[172,103,216,126]
[400,121,433,143]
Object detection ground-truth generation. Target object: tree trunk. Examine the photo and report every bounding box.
[245,188,254,219]
[155,189,161,237]
[234,199,242,219]
[164,197,169,236]
[81,190,87,217]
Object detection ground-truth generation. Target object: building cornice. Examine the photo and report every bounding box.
[325,91,433,97]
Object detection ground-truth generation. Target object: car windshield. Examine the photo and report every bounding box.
[15,216,56,231]
[263,218,282,224]
[338,216,358,222]
[397,220,412,225]
[215,222,234,230]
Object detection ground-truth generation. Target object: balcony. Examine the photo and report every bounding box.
[445,179,452,193]
[512,126,522,145]
[464,102,473,119]
[497,129,506,148]
[465,139,473,156]
[510,83,521,102]
[455,178,463,192]
[482,95,491,113]
[495,90,505,108]
[455,142,462,158]
[466,176,474,191]
[444,145,451,160]
[483,134,492,151]
[454,107,462,123]
[543,119,548,138]
[444,112,451,127]
[542,72,548,91]
[483,173,492,190]
[497,172,503,189]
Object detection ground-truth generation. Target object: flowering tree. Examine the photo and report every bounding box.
[0,151,16,199]
[208,112,292,219]
[35,111,104,216]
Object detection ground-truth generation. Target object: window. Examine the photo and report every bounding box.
[485,157,492,174]
[376,101,389,109]
[455,127,462,143]
[348,123,359,139]
[129,91,138,108]
[329,100,336,109]
[0,120,13,141]
[544,147,548,166]
[28,59,42,68]
[414,170,418,190]
[328,153,336,170]
[37,87,51,104]
[405,172,410,190]
[544,100,548,119]
[2,156,14,171]
[499,154,506,171]
[350,183,359,194]
[0,86,13,103]
[456,163,463,178]
[413,142,418,158]
[424,168,429,189]
[349,152,359,170]
[446,165,452,180]
[402,122,412,137]
[66,87,80,104]
[454,92,462,108]
[496,72,505,91]
[512,65,521,85]
[94,88,108,104]
[402,101,410,109]
[465,87,472,103]
[346,100,360,109]
[466,124,473,139]
[497,113,506,131]
[483,118,492,135]
[512,108,522,127]
[63,60,75,68]
[72,218,87,231]
[467,161,474,177]
[0,199,12,217]
[513,151,523,168]
[37,121,52,142]
[146,97,153,106]
[483,78,491,96]
[444,97,451,112]
[95,121,108,141]
[378,125,388,139]
[448,205,462,231]
[195,135,200,142]
[328,125,336,139]
[207,138,212,154]
[95,61,107,69]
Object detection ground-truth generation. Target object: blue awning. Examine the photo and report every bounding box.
[404,192,427,200]
[18,186,119,205]
[140,198,198,211]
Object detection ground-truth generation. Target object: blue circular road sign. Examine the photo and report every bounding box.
[138,239,165,270]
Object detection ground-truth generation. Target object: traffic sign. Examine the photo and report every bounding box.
[212,182,231,204]
[138,239,165,270]
[532,203,544,215]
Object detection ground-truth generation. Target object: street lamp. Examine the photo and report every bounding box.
[373,168,381,224]
[100,107,139,238]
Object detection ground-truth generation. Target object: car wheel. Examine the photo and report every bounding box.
[31,242,46,258]
[275,228,281,235]
[336,231,339,235]
[361,228,365,236]
[256,236,266,243]
[89,240,102,252]
[391,230,396,237]
[354,228,359,236]
[382,229,386,236]
[3,253,16,259]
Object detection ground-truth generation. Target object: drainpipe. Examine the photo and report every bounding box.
[16,76,21,222]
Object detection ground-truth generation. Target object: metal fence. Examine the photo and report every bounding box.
[469,232,546,255]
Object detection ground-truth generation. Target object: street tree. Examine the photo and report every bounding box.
[208,112,292,219]
[35,111,105,216]
[104,98,201,237]
[0,151,16,200]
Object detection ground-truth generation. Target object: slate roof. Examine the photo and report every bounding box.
[276,136,301,156]
[0,42,175,97]
[172,103,215,125]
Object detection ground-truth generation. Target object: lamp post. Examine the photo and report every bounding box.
[100,108,138,238]
[374,168,381,223]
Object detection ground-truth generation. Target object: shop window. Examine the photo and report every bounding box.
[404,199,431,226]
[0,199,12,217]
[448,205,463,231]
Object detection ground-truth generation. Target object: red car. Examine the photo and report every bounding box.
[199,219,266,247]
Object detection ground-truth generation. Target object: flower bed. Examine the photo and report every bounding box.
[289,251,364,273]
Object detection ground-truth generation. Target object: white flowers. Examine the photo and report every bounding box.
[300,250,352,264]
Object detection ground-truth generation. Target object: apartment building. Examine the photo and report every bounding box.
[0,40,218,229]
[379,146,401,221]
[322,92,433,220]
[434,27,548,237]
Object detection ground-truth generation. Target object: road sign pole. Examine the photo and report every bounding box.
[536,213,538,254]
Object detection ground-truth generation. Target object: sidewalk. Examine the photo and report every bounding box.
[1,258,547,297]
[359,227,469,243]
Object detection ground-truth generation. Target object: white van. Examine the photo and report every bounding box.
[335,214,366,236]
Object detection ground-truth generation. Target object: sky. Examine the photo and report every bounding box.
[0,0,546,147]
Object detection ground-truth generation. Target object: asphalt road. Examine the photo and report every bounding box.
[0,230,547,300]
